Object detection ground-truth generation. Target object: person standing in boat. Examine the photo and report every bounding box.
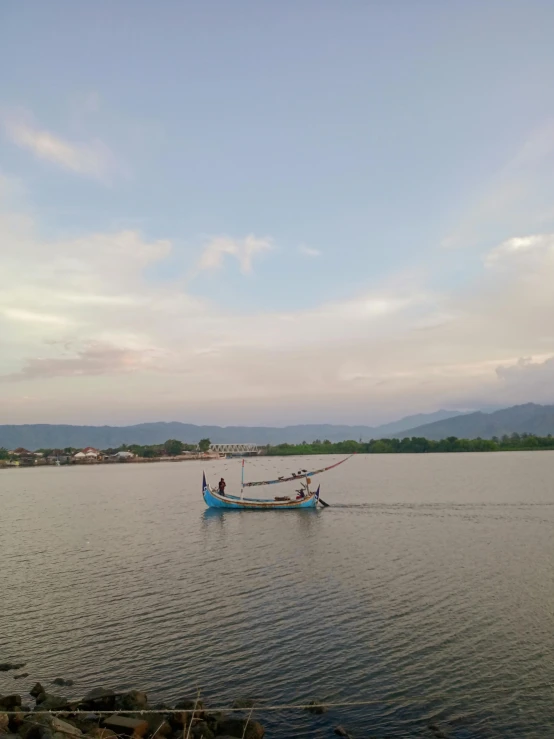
[218,478,226,495]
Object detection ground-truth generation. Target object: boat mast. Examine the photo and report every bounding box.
[241,458,245,499]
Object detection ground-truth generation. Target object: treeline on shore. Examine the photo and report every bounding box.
[266,432,554,455]
[101,438,212,458]
[3,433,554,463]
[0,438,212,465]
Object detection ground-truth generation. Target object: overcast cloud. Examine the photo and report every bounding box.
[1,3,554,425]
[2,184,554,424]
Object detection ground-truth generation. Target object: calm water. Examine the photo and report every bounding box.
[1,453,554,738]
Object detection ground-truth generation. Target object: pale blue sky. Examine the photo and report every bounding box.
[2,2,554,424]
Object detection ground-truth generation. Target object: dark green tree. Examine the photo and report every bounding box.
[370,440,392,453]
[198,438,211,453]
[165,439,184,456]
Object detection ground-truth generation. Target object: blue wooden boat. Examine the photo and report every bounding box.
[202,478,320,509]
[202,455,352,510]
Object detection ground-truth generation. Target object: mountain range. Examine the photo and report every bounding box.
[0,409,464,449]
[392,403,554,440]
[2,404,553,449]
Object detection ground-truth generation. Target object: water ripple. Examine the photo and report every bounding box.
[1,453,554,737]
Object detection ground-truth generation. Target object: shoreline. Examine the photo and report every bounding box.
[0,455,222,470]
[0,682,349,739]
[3,445,554,471]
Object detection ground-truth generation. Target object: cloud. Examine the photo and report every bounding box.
[493,355,554,404]
[496,355,554,381]
[3,115,115,181]
[441,120,554,250]
[0,216,196,380]
[299,244,321,257]
[3,308,74,326]
[197,235,272,274]
[2,342,159,382]
[484,233,554,267]
[2,184,554,422]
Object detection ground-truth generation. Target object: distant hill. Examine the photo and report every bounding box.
[392,403,554,440]
[0,409,464,450]
[372,409,467,435]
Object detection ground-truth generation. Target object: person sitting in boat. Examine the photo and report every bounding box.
[295,484,307,500]
[218,478,226,495]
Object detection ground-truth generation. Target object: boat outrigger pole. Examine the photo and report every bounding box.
[241,458,245,500]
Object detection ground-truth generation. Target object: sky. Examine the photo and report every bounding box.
[1,1,554,426]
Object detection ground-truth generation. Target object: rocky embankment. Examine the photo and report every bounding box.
[0,668,452,739]
[0,685,268,739]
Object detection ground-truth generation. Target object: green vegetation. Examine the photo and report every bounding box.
[266,432,554,455]
[107,439,197,458]
[198,437,211,452]
[0,439,206,464]
[164,439,185,456]
[5,433,554,463]
[137,446,158,458]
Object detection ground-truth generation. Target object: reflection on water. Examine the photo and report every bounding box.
[1,452,554,737]
[201,506,323,530]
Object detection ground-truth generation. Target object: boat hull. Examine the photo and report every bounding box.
[203,483,319,510]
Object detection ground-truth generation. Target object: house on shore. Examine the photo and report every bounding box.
[73,447,101,462]
[8,448,36,465]
[83,447,100,458]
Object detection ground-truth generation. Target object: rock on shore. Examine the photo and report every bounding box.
[0,688,265,739]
